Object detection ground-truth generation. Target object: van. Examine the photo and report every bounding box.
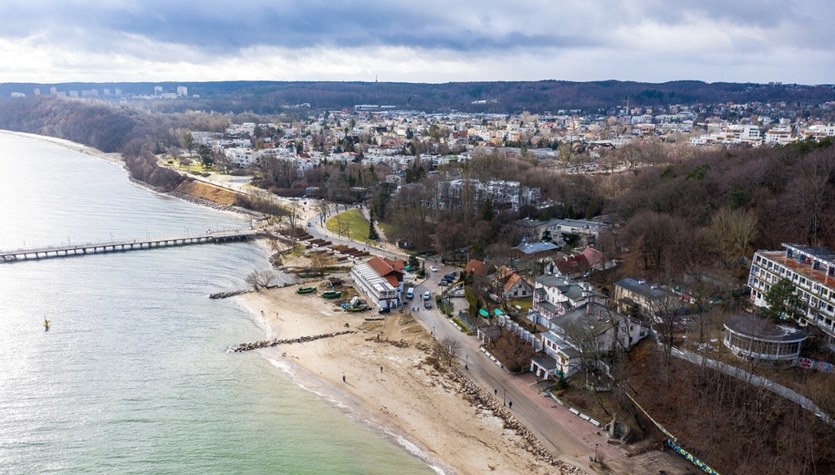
[406,287,414,300]
[423,291,431,301]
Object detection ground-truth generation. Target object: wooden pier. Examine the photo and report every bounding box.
[0,229,264,263]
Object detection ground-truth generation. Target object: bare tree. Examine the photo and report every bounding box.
[434,337,461,368]
[245,270,275,292]
[710,207,759,267]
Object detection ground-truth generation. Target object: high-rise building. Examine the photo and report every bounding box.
[176,85,188,97]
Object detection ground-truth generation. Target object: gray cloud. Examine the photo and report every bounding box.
[0,0,832,83]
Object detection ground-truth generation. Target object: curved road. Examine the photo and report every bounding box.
[303,209,609,468]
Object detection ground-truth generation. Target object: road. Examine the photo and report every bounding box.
[406,269,599,463]
[305,207,617,467]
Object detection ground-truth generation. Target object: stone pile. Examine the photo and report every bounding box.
[209,289,251,299]
[227,330,356,353]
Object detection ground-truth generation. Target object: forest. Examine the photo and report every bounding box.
[3,79,835,114]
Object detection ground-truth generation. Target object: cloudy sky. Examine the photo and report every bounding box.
[1,0,832,84]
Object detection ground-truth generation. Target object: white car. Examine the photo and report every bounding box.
[429,266,438,272]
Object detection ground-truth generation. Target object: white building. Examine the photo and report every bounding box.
[350,256,405,311]
[530,300,649,378]
[748,243,835,350]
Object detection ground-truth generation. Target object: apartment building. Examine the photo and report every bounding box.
[748,243,835,350]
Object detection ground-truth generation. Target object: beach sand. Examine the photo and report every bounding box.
[238,285,585,475]
[1,130,125,164]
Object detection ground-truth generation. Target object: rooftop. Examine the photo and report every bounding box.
[615,277,671,300]
[724,314,807,343]
[515,241,560,255]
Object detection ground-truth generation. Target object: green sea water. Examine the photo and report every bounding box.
[0,132,435,474]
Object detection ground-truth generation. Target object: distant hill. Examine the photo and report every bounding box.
[1,79,834,113]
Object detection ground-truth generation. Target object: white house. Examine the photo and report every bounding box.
[530,301,649,379]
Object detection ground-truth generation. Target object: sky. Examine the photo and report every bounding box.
[0,0,833,85]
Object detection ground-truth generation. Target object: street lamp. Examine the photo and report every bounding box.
[503,388,506,406]
[595,443,599,463]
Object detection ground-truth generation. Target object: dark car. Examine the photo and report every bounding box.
[424,300,432,309]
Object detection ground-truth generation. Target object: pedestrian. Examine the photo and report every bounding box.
[380,366,383,373]
[342,375,346,383]
[508,401,513,409]
[494,388,497,395]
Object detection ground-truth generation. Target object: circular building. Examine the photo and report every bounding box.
[723,314,807,365]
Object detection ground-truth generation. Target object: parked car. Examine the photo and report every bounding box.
[424,300,432,309]
[429,266,439,272]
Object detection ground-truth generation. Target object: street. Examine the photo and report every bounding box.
[302,210,606,463]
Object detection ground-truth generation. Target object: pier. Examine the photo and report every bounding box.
[0,229,264,263]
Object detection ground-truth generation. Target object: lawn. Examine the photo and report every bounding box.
[163,156,218,175]
[326,208,375,243]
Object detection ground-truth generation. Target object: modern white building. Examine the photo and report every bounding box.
[350,256,405,311]
[748,243,835,350]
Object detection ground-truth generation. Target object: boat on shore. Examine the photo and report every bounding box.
[321,290,343,299]
[296,286,317,295]
[341,297,370,312]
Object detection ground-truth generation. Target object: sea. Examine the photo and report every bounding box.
[0,132,434,474]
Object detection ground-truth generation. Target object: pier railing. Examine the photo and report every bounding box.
[0,229,264,263]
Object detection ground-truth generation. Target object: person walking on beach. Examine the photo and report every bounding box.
[508,401,513,409]
[380,366,383,373]
[342,375,346,383]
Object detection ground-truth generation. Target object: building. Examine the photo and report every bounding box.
[350,256,405,311]
[439,179,541,213]
[527,275,597,324]
[723,314,807,365]
[748,243,835,350]
[613,278,677,319]
[530,300,649,379]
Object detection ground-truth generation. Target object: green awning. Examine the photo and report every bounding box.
[478,308,489,318]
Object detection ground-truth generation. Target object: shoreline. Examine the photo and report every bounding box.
[0,129,265,223]
[237,286,585,475]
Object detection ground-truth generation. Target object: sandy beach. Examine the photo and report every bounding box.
[0,130,125,164]
[238,284,587,475]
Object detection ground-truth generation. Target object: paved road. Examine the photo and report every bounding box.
[404,267,608,464]
[306,208,619,466]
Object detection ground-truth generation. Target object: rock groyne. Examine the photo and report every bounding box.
[227,330,356,353]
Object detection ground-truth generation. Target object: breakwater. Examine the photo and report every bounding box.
[227,330,356,353]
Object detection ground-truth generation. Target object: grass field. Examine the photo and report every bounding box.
[326,208,374,243]
[163,156,217,174]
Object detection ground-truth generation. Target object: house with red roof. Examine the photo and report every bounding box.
[350,256,406,311]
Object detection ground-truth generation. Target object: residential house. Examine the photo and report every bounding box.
[613,278,677,319]
[527,275,597,325]
[500,271,533,300]
[464,259,494,278]
[549,253,591,279]
[530,300,649,379]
